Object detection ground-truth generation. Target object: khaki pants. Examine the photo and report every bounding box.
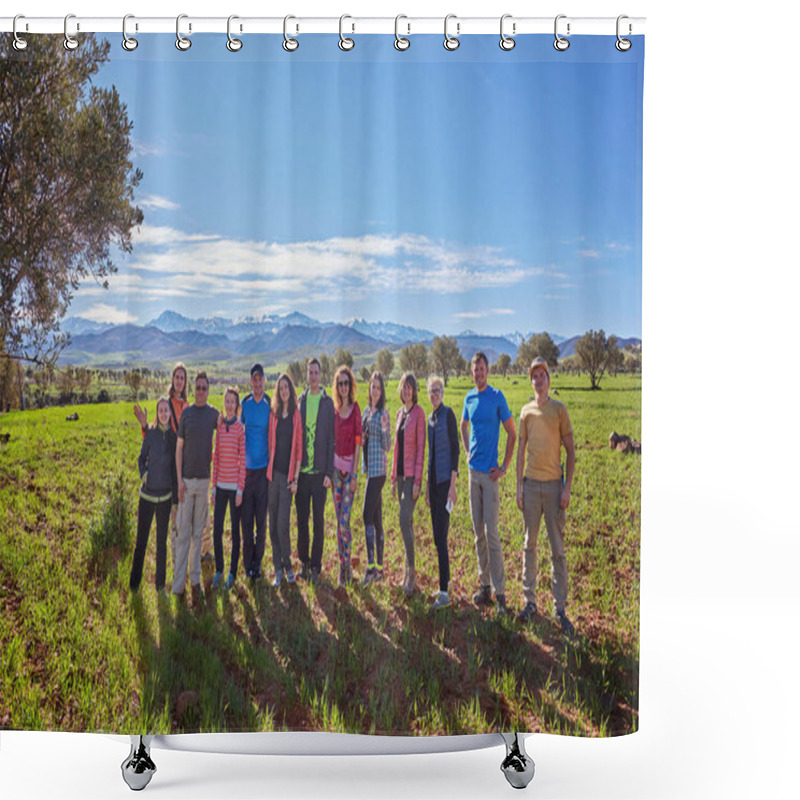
[173,478,210,594]
[522,478,568,613]
[468,469,506,596]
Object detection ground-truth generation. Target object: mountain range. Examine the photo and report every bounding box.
[59,311,639,367]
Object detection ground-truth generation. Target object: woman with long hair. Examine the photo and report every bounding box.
[390,372,426,597]
[267,373,303,587]
[360,371,392,585]
[332,364,362,587]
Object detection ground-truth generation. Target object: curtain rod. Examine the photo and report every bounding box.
[1,16,645,36]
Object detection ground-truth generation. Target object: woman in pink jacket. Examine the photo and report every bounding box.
[391,372,426,596]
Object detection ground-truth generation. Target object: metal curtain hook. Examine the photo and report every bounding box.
[554,14,570,51]
[394,14,410,51]
[443,14,460,51]
[499,14,515,51]
[283,15,299,51]
[122,15,138,51]
[339,14,355,51]
[176,14,191,50]
[227,15,243,51]
[64,13,79,51]
[616,14,632,51]
[12,14,28,51]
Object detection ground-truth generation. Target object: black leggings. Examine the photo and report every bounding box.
[362,475,386,567]
[429,480,451,592]
[130,495,171,591]
[213,488,241,577]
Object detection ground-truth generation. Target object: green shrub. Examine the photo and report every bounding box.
[86,471,134,560]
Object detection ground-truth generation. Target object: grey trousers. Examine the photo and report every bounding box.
[398,477,418,572]
[174,477,210,594]
[468,469,506,596]
[522,478,568,612]
[268,470,293,571]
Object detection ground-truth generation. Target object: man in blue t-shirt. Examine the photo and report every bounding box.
[460,351,517,615]
[240,363,271,580]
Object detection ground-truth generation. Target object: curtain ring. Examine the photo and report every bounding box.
[499,14,515,51]
[616,15,632,51]
[176,14,191,51]
[553,14,570,51]
[122,15,138,51]
[339,14,355,51]
[64,13,79,51]
[227,15,243,51]
[443,14,460,51]
[283,15,299,52]
[12,15,28,51]
[394,14,410,50]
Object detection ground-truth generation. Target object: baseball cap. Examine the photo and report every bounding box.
[250,363,264,377]
[529,357,550,378]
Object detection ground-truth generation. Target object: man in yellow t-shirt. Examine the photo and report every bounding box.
[515,357,576,635]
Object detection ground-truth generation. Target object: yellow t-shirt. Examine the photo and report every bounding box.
[519,397,573,482]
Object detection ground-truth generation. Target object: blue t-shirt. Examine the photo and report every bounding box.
[461,385,512,474]
[241,393,271,470]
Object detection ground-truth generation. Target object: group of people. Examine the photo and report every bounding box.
[129,351,577,633]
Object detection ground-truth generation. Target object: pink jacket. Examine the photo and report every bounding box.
[391,404,426,485]
[267,408,304,482]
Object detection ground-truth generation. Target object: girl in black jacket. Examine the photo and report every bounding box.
[130,397,178,592]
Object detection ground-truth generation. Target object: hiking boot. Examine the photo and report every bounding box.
[361,567,376,586]
[431,591,451,610]
[273,569,284,588]
[297,563,311,581]
[473,585,493,606]
[224,573,235,591]
[518,602,538,623]
[285,568,296,584]
[556,609,575,637]
[496,594,510,617]
[190,583,202,607]
[211,571,223,590]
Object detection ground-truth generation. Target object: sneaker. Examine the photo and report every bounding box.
[297,563,311,581]
[496,594,510,617]
[286,568,296,584]
[201,552,214,564]
[338,562,348,588]
[431,591,451,610]
[361,567,376,586]
[211,571,223,590]
[310,567,320,585]
[473,585,494,606]
[190,583,202,607]
[273,569,284,588]
[556,609,575,637]
[518,602,538,623]
[224,573,235,590]
[373,568,384,583]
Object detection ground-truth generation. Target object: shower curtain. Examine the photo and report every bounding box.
[0,28,643,738]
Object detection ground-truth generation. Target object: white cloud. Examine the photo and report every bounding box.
[133,141,166,158]
[605,241,633,252]
[80,304,139,324]
[139,195,180,211]
[578,249,602,258]
[452,308,516,320]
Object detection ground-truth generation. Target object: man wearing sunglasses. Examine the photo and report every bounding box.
[174,371,220,606]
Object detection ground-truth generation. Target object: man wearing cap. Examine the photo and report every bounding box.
[240,363,271,580]
[460,351,517,616]
[516,356,576,635]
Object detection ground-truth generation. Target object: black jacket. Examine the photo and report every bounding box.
[298,387,335,480]
[138,425,178,503]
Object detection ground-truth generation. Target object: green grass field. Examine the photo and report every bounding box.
[0,373,640,736]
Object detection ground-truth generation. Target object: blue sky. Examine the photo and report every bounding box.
[73,33,643,338]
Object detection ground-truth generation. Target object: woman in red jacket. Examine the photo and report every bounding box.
[391,372,426,596]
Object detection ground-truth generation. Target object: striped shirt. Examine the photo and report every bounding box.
[213,418,246,493]
[362,406,391,478]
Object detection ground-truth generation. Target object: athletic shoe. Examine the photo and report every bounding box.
[473,585,493,606]
[310,567,320,585]
[495,594,510,617]
[373,568,384,583]
[431,591,451,610]
[556,609,575,637]
[297,563,311,581]
[286,568,296,584]
[361,567,376,586]
[273,569,284,588]
[224,573,235,591]
[211,571,223,590]
[518,602,538,623]
[201,552,214,564]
